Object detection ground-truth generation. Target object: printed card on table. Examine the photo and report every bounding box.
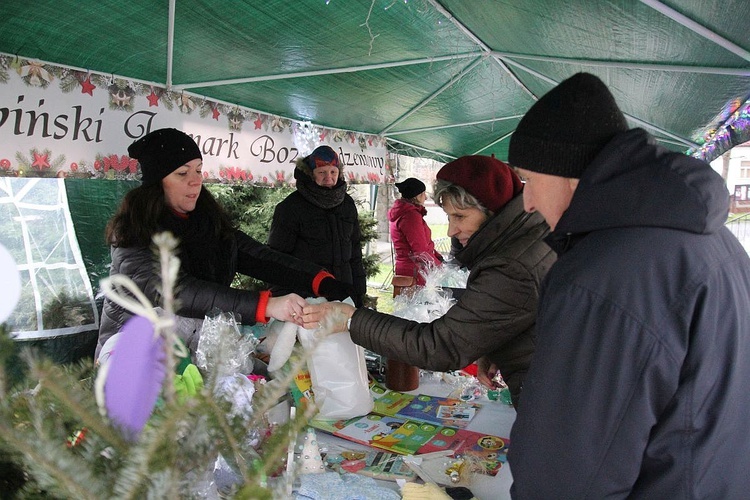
[311,412,509,476]
[325,449,416,482]
[289,369,314,409]
[417,427,509,476]
[372,389,415,416]
[396,394,481,429]
[309,415,352,436]
[370,419,442,455]
[330,413,408,448]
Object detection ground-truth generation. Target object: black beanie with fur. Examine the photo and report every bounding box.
[508,73,628,178]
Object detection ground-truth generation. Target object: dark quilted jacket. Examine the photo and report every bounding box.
[350,195,555,406]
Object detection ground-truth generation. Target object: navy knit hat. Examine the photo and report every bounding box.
[395,178,426,199]
[128,128,202,185]
[508,73,629,178]
[305,145,339,170]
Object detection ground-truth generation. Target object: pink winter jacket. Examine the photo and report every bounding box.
[388,198,442,285]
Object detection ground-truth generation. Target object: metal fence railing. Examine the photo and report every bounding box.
[726,213,750,255]
[434,237,452,255]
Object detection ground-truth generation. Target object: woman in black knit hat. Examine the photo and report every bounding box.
[95,129,353,363]
[389,177,442,286]
[267,145,366,307]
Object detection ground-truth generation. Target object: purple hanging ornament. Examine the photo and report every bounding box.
[104,315,166,441]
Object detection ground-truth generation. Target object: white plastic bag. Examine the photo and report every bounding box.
[297,298,374,420]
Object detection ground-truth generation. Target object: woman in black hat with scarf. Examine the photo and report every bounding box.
[95,128,352,362]
[267,146,366,307]
[389,177,442,286]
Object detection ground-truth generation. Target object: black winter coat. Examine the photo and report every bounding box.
[268,179,366,304]
[96,211,326,360]
[349,195,555,406]
[510,129,750,499]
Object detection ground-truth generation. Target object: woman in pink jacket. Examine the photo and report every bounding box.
[388,178,442,286]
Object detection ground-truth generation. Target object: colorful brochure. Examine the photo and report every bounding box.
[416,426,508,476]
[310,412,508,476]
[330,413,411,448]
[368,381,481,429]
[325,449,417,481]
[395,393,480,429]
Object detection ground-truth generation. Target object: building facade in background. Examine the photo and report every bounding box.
[711,142,750,214]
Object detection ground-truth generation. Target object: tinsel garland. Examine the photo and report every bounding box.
[690,99,750,163]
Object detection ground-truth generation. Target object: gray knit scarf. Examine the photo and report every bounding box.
[295,173,347,209]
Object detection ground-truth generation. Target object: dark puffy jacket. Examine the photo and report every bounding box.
[268,190,366,303]
[510,129,750,499]
[96,219,325,361]
[350,195,554,406]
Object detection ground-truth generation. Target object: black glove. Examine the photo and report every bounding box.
[318,277,357,303]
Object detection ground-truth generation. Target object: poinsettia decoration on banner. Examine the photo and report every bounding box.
[251,113,266,130]
[146,86,162,107]
[92,153,140,180]
[58,70,107,96]
[219,166,254,183]
[274,170,292,186]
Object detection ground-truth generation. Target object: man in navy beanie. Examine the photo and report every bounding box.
[507,73,750,498]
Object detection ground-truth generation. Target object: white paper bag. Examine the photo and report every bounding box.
[297,300,374,420]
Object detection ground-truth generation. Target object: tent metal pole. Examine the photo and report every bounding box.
[624,115,699,148]
[492,52,750,77]
[424,0,535,99]
[379,57,485,136]
[173,53,479,90]
[640,0,750,62]
[473,131,514,156]
[386,138,455,161]
[389,115,524,136]
[166,0,176,89]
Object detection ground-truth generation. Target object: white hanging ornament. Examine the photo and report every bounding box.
[298,427,325,474]
[292,120,318,155]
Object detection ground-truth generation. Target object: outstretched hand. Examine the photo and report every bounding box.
[266,293,307,326]
[476,356,501,389]
[301,301,355,334]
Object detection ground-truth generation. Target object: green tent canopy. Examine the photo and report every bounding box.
[1,0,749,163]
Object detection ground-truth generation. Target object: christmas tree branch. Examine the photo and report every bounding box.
[24,352,129,452]
[0,413,105,499]
[153,232,180,405]
[201,389,251,483]
[111,408,186,499]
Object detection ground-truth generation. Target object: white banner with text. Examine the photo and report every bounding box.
[0,55,388,185]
